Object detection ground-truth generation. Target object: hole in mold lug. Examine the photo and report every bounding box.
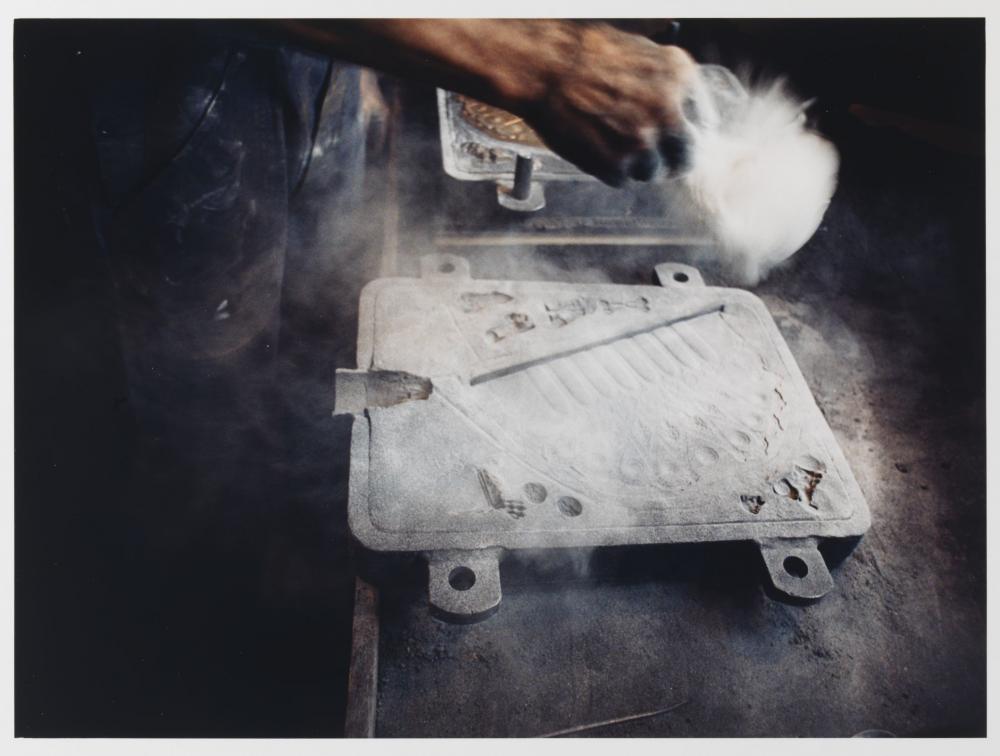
[448,566,476,591]
[783,555,809,578]
[673,271,689,283]
[557,496,583,517]
[439,261,456,274]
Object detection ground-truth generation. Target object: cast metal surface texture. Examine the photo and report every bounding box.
[337,256,870,620]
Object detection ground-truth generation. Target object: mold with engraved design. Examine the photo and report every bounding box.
[336,255,871,621]
[437,90,583,212]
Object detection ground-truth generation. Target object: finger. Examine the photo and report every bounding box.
[657,45,702,126]
[659,131,691,175]
[682,92,705,128]
[627,148,661,181]
[570,118,662,185]
[657,90,695,176]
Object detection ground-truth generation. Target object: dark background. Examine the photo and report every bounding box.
[15,19,984,736]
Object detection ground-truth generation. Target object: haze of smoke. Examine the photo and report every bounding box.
[682,72,840,286]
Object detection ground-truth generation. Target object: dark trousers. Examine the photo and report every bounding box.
[17,20,369,734]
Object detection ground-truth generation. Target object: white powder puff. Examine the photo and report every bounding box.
[683,71,839,285]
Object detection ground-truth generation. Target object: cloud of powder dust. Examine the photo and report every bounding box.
[678,65,840,286]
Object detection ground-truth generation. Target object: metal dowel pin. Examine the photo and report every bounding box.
[496,153,545,211]
[511,154,533,200]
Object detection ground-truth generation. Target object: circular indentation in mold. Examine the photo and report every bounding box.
[783,556,809,579]
[448,566,476,591]
[557,496,583,517]
[523,482,547,503]
[673,271,689,283]
[439,261,456,273]
[794,454,826,474]
[694,446,720,465]
[729,430,752,447]
[772,479,792,497]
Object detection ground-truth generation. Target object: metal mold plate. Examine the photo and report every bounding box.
[437,89,589,182]
[339,256,870,619]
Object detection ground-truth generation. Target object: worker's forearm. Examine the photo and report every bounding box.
[279,19,583,114]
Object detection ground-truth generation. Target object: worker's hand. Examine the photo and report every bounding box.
[277,20,698,185]
[516,24,699,186]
